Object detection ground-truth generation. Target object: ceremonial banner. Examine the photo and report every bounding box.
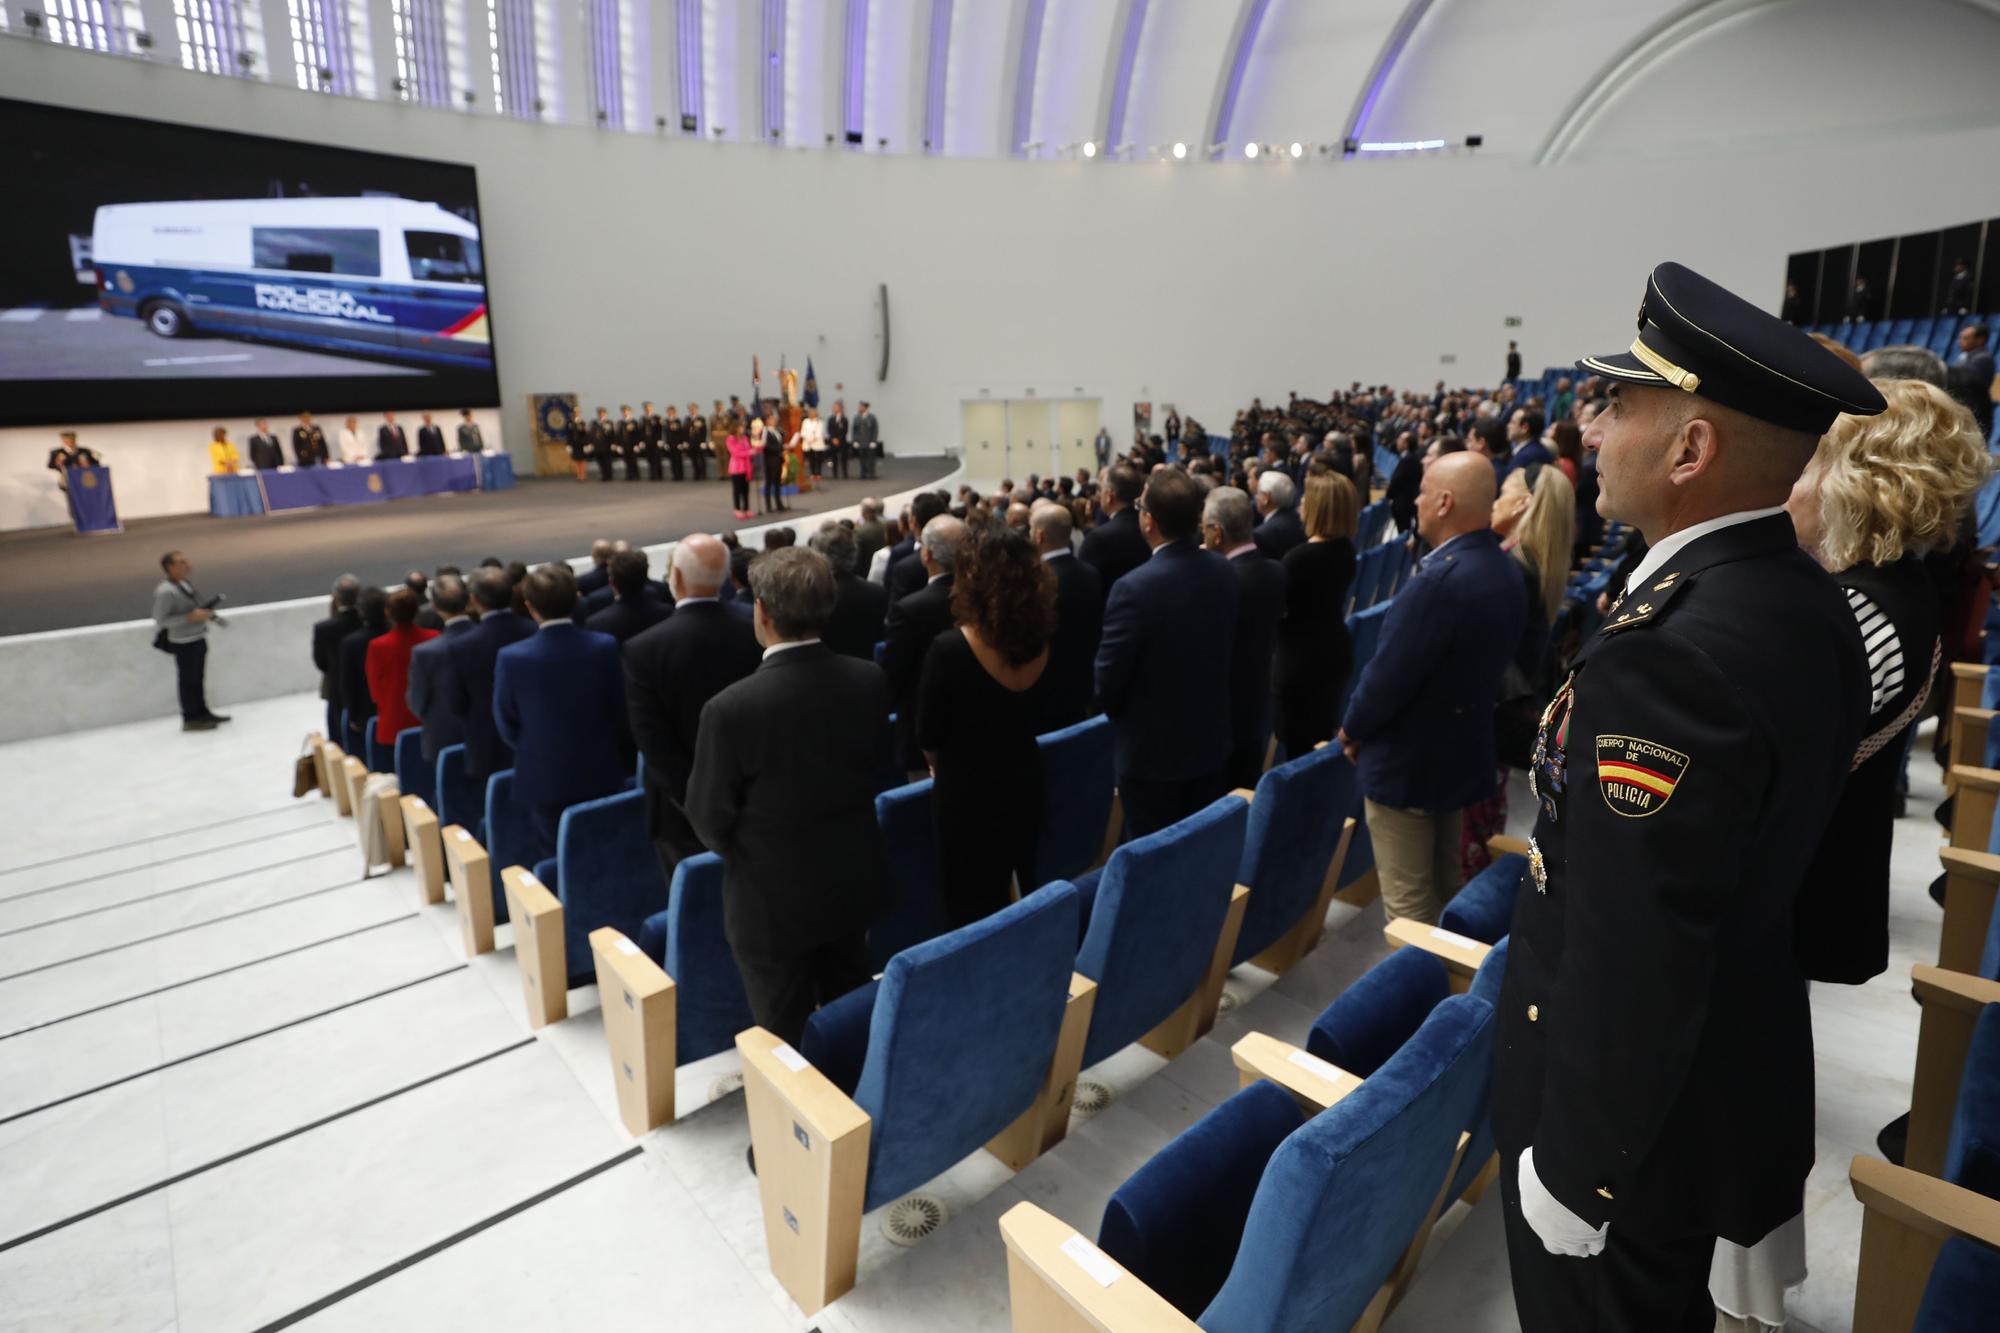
[530,393,581,477]
[66,465,120,534]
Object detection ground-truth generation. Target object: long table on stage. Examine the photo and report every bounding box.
[208,453,514,518]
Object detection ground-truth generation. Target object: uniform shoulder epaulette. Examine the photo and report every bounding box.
[1599,565,1697,635]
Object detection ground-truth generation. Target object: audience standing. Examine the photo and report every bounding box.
[1079,464,1149,593]
[337,586,390,754]
[883,514,967,776]
[812,521,890,660]
[446,567,537,787]
[311,574,362,742]
[1251,470,1306,559]
[1028,499,1103,731]
[364,588,437,748]
[1204,485,1287,788]
[1274,473,1359,759]
[587,550,673,644]
[405,573,473,764]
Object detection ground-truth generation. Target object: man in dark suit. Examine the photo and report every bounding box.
[853,497,888,574]
[686,546,891,1044]
[311,574,362,741]
[337,587,389,758]
[1493,263,1879,1332]
[1094,469,1240,838]
[376,412,410,460]
[1251,470,1306,559]
[851,401,880,480]
[885,491,951,600]
[405,573,475,763]
[1338,452,1523,926]
[415,412,447,456]
[826,399,851,479]
[447,568,537,786]
[292,412,328,467]
[1204,487,1286,788]
[625,534,763,871]
[247,418,285,471]
[1079,464,1149,594]
[494,565,632,862]
[576,540,616,598]
[812,521,889,660]
[1029,499,1102,731]
[587,550,674,643]
[591,408,617,481]
[882,514,965,775]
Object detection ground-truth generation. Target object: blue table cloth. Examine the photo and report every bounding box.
[208,473,266,518]
[257,456,481,512]
[68,466,122,532]
[478,453,515,491]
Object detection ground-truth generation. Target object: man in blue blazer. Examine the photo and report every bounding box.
[1094,468,1240,839]
[1339,452,1526,924]
[494,565,633,862]
[446,568,536,787]
[405,573,476,764]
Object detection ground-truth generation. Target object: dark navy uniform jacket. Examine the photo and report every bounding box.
[1493,512,1867,1245]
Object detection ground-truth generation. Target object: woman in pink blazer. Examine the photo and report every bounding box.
[726,417,754,518]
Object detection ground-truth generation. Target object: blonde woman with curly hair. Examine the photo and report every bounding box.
[1712,379,1989,1333]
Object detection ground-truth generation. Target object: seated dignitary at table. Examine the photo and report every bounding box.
[377,411,410,461]
[687,546,891,1045]
[456,408,485,453]
[311,574,362,740]
[1028,498,1103,732]
[1095,467,1240,838]
[292,412,328,467]
[882,513,966,777]
[447,567,537,788]
[624,534,763,871]
[494,565,632,863]
[416,412,447,456]
[1492,262,1885,1333]
[246,419,284,471]
[1338,452,1523,925]
[208,426,240,474]
[812,521,889,660]
[404,573,475,765]
[586,550,673,644]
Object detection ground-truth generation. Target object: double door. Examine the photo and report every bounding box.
[961,398,1101,484]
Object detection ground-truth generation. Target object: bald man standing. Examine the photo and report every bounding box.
[1338,450,1526,924]
[624,534,763,871]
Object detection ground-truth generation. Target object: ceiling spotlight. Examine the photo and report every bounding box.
[1244,142,1259,159]
[1289,142,1303,158]
[1172,142,1187,160]
[1082,140,1096,158]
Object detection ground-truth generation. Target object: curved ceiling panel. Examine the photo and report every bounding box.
[1227,0,1408,156]
[1117,0,1241,158]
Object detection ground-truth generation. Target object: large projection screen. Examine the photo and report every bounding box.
[0,97,500,428]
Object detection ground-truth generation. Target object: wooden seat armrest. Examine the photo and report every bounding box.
[1485,835,1530,858]
[1911,963,2000,1014]
[738,1027,870,1141]
[1951,660,1992,685]
[999,1202,1201,1333]
[1946,764,2000,793]
[1938,846,2000,883]
[1229,1031,1363,1112]
[1228,787,1257,804]
[1851,1155,2000,1248]
[1382,917,1492,980]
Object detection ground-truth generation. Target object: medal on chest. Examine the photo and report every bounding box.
[1529,672,1575,822]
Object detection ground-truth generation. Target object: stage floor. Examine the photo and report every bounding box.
[0,457,951,637]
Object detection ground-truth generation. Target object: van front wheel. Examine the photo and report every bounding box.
[142,301,188,338]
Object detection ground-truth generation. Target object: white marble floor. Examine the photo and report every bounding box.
[0,693,1937,1330]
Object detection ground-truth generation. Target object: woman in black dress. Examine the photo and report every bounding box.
[916,526,1059,926]
[1273,472,1359,760]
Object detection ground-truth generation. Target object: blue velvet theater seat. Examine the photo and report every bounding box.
[1098,993,1497,1326]
[1944,1004,2000,1203]
[481,769,533,926]
[799,880,1081,1211]
[1032,716,1117,886]
[1916,1237,2000,1332]
[632,852,756,1066]
[364,725,393,775]
[393,728,434,810]
[526,790,672,987]
[1231,745,1357,966]
[433,744,485,840]
[1440,853,1527,944]
[867,779,951,970]
[1074,795,1249,1069]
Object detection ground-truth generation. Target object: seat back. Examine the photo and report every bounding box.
[1439,853,1528,944]
[1306,945,1452,1076]
[1233,747,1357,965]
[554,789,672,985]
[1943,1004,2000,1202]
[1033,716,1118,885]
[1201,994,1498,1332]
[365,726,394,775]
[1077,796,1249,1069]
[1915,1236,2000,1333]
[394,728,434,809]
[868,779,950,969]
[853,880,1081,1209]
[482,769,530,924]
[433,744,482,833]
[662,853,755,1065]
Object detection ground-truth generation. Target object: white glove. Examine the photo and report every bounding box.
[1519,1147,1608,1258]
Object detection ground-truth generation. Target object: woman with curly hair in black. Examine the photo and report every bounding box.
[916,525,1058,926]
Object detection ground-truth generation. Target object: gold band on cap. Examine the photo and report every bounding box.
[1629,338,1701,393]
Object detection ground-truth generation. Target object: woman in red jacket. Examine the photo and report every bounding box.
[725,415,754,519]
[366,587,438,745]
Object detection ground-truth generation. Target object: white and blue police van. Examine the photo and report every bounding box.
[92,197,491,370]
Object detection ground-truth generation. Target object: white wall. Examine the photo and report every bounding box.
[8,28,2000,532]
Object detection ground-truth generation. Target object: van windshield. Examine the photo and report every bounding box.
[405,231,483,284]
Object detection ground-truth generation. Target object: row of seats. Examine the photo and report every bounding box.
[1799,313,1999,362]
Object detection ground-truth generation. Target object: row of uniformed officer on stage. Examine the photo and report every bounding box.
[564,401,878,482]
[1493,262,1888,1330]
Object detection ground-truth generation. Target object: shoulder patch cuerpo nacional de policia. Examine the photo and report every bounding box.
[1595,734,1689,817]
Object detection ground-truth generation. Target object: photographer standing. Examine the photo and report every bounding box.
[152,550,230,732]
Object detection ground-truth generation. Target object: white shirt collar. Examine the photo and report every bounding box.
[1623,506,1786,594]
[927,571,948,584]
[676,595,719,606]
[1040,549,1070,562]
[762,637,820,659]
[1225,542,1259,560]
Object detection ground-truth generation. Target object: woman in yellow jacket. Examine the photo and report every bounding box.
[209,426,241,474]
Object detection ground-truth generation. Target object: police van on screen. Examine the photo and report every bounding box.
[91,197,491,370]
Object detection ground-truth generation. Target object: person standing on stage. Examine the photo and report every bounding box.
[618,405,643,481]
[592,407,616,482]
[152,550,229,732]
[641,401,666,481]
[726,415,754,519]
[339,416,367,464]
[247,419,284,470]
[663,404,687,481]
[377,411,410,461]
[853,401,880,480]
[711,399,729,475]
[456,408,485,453]
[47,430,99,493]
[687,402,710,482]
[1493,263,1884,1332]
[795,406,827,484]
[567,415,590,480]
[208,426,241,475]
[292,413,328,467]
[826,399,851,480]
[754,414,787,515]
[416,412,446,456]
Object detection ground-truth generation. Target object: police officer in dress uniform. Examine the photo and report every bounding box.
[687,402,710,482]
[292,412,329,467]
[1493,263,1885,1332]
[591,408,616,482]
[641,401,666,481]
[617,406,643,481]
[663,405,687,481]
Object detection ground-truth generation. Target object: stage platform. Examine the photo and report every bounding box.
[0,457,952,638]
